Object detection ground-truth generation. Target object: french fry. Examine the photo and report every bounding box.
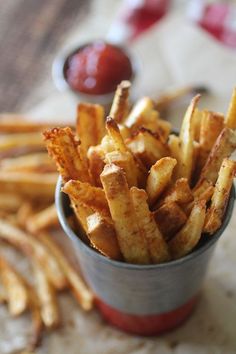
[184,185,214,216]
[101,164,150,264]
[0,256,28,316]
[0,132,45,156]
[17,202,34,228]
[225,87,236,129]
[87,145,105,187]
[62,180,109,217]
[0,283,6,303]
[155,178,193,208]
[153,202,187,241]
[192,107,203,142]
[27,285,43,350]
[109,80,130,123]
[76,103,105,157]
[196,127,236,187]
[100,134,116,154]
[0,220,67,290]
[26,204,59,234]
[37,233,94,310]
[33,262,60,329]
[106,117,128,153]
[146,157,177,205]
[204,159,236,234]
[127,128,170,168]
[124,97,154,128]
[130,187,170,263]
[0,193,23,212]
[44,127,90,183]
[87,213,122,260]
[169,200,206,259]
[0,171,57,201]
[118,124,131,140]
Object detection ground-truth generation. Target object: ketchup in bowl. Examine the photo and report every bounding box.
[65,41,133,95]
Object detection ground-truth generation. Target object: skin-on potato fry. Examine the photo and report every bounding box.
[0,171,57,202]
[0,220,67,290]
[37,233,94,310]
[87,212,122,260]
[146,157,177,206]
[0,256,28,316]
[130,187,170,263]
[169,200,206,259]
[204,159,236,234]
[109,80,130,123]
[26,204,59,234]
[0,193,23,212]
[101,164,150,264]
[33,262,60,329]
[153,202,187,241]
[87,145,105,187]
[44,127,90,183]
[62,180,110,217]
[0,132,45,157]
[155,178,193,208]
[225,87,236,129]
[76,103,105,157]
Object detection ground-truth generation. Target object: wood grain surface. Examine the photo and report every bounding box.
[0,0,91,112]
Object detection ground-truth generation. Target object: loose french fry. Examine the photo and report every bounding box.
[130,187,170,263]
[0,220,67,290]
[17,202,34,228]
[26,204,59,234]
[62,180,109,217]
[146,157,177,205]
[169,200,206,259]
[124,97,154,128]
[0,171,57,201]
[0,193,23,212]
[153,202,187,241]
[27,285,43,350]
[127,128,170,168]
[155,178,193,208]
[76,103,105,157]
[87,213,122,260]
[0,256,28,316]
[44,127,90,183]
[33,262,60,329]
[204,159,236,234]
[87,145,105,187]
[0,132,45,156]
[109,80,130,123]
[101,164,150,264]
[197,127,236,187]
[37,233,94,310]
[225,87,236,129]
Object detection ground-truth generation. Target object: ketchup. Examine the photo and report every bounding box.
[66,41,133,95]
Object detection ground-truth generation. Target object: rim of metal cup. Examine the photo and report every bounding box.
[56,176,235,270]
[52,40,139,105]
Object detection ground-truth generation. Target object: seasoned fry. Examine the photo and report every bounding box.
[26,204,58,234]
[0,256,28,316]
[101,164,150,264]
[225,87,236,129]
[0,132,45,156]
[76,103,105,157]
[155,178,193,208]
[0,193,23,212]
[146,157,177,205]
[169,200,206,259]
[109,80,130,123]
[153,202,187,241]
[37,233,94,310]
[87,213,121,260]
[106,117,128,153]
[184,185,214,216]
[0,220,67,290]
[87,145,105,187]
[204,159,236,234]
[33,262,60,329]
[44,127,90,183]
[130,187,170,263]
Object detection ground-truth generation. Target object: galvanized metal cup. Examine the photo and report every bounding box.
[56,178,235,335]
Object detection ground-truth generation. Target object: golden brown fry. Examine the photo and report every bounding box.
[118,124,131,140]
[0,256,28,316]
[109,80,130,123]
[76,103,105,156]
[204,159,236,234]
[192,107,203,142]
[156,178,193,208]
[37,233,94,310]
[87,213,122,260]
[0,193,23,212]
[27,285,43,350]
[33,262,60,329]
[225,87,236,129]
[130,187,170,263]
[17,202,34,228]
[153,202,187,241]
[0,171,57,201]
[87,145,105,187]
[44,127,90,183]
[124,97,154,128]
[0,132,44,156]
[101,164,150,264]
[197,127,236,187]
[63,180,109,217]
[169,200,206,259]
[26,204,58,234]
[106,117,128,153]
[146,157,177,206]
[184,185,214,216]
[0,220,67,290]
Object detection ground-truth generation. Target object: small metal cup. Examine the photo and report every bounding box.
[56,178,235,335]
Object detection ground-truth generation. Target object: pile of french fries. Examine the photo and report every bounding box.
[44,81,236,265]
[0,116,94,351]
